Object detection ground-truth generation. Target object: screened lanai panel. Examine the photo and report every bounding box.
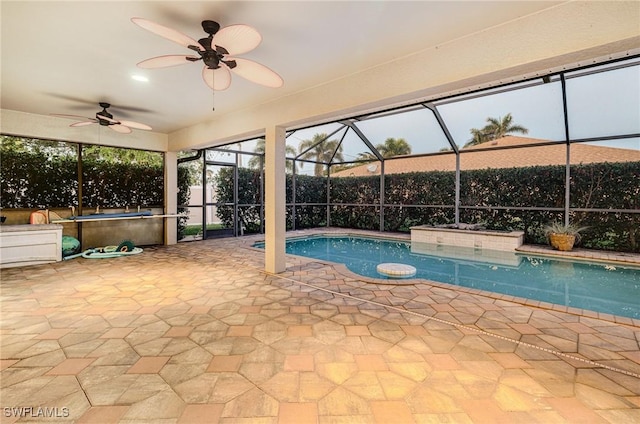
[177,157,202,242]
[287,122,346,160]
[237,152,263,233]
[570,139,640,209]
[297,126,351,171]
[294,173,327,204]
[0,137,78,208]
[333,128,378,164]
[459,141,566,237]
[182,206,204,241]
[238,205,262,234]
[235,138,262,156]
[205,148,235,164]
[459,143,566,208]
[292,126,346,176]
[236,163,262,204]
[436,79,565,147]
[238,153,262,172]
[353,107,451,156]
[286,159,297,175]
[82,145,163,209]
[296,160,327,176]
[295,206,326,229]
[227,138,266,169]
[565,62,640,140]
[383,154,456,232]
[330,205,380,231]
[570,138,640,253]
[384,153,456,205]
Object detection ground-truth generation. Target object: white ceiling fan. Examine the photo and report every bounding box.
[51,102,152,134]
[131,18,284,92]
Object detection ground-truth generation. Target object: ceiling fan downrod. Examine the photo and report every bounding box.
[96,102,114,126]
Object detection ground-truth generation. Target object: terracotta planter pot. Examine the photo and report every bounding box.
[549,233,576,251]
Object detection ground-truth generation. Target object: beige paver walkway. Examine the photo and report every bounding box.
[1,230,639,423]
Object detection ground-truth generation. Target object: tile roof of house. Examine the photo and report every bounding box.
[332,136,640,177]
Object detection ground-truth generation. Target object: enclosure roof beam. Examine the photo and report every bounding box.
[328,127,349,165]
[340,120,384,162]
[422,103,459,155]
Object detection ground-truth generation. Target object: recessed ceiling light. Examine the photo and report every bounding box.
[131,74,149,82]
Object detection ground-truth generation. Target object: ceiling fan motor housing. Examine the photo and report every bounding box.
[201,49,222,69]
[96,103,115,125]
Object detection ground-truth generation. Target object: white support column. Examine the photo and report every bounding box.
[264,125,286,273]
[164,151,178,245]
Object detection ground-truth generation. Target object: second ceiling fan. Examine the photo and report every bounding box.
[132,17,284,92]
[52,102,151,134]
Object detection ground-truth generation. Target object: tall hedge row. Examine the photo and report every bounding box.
[82,158,164,208]
[1,150,78,208]
[0,150,166,209]
[214,170,331,232]
[213,167,263,234]
[1,147,194,237]
[215,161,639,252]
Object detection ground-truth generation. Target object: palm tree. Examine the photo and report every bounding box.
[298,133,344,176]
[464,113,529,147]
[375,137,412,157]
[356,151,377,161]
[468,128,490,146]
[248,139,297,172]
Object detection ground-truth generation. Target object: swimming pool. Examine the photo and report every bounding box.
[254,235,640,319]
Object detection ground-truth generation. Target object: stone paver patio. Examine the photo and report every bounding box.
[1,229,639,423]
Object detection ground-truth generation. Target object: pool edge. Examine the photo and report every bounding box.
[245,229,640,326]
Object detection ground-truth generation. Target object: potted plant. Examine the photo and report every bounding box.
[543,221,588,251]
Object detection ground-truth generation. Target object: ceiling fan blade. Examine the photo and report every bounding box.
[137,55,200,69]
[202,66,232,91]
[229,58,283,88]
[50,113,95,121]
[119,120,152,131]
[109,124,132,134]
[70,121,96,127]
[131,18,200,49]
[212,24,261,56]
[96,114,119,124]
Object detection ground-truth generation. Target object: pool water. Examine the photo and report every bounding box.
[254,235,640,319]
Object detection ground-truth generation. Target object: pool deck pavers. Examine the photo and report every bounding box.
[1,229,639,423]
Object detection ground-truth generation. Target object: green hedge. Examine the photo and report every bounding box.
[213,161,638,252]
[1,150,166,209]
[82,158,164,208]
[213,167,263,234]
[177,166,192,240]
[1,150,78,208]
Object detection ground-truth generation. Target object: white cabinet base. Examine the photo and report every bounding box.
[0,224,63,268]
